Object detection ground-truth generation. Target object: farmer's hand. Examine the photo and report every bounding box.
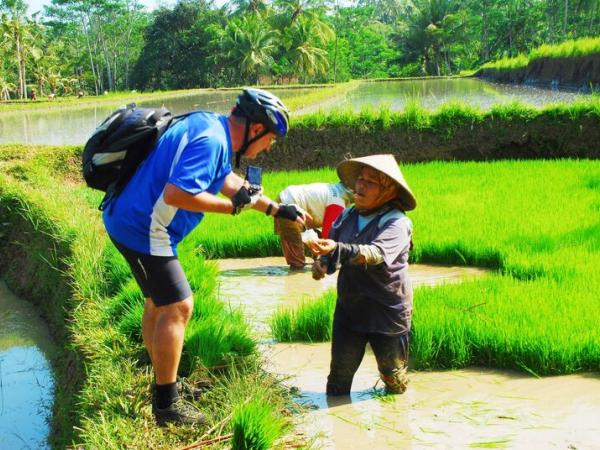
[312,260,327,280]
[310,239,337,256]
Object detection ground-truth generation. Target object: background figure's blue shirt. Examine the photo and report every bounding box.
[103,112,232,256]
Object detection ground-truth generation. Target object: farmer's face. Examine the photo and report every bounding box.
[354,167,396,211]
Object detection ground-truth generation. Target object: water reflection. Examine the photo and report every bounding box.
[0,281,55,450]
[0,80,590,145]
[337,79,588,112]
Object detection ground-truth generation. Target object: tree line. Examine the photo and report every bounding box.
[1,0,599,99]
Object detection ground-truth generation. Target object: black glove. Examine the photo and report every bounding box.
[275,203,301,221]
[231,186,256,216]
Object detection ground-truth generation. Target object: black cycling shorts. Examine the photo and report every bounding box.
[110,237,192,307]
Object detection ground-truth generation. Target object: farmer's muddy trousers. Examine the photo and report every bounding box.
[327,317,410,395]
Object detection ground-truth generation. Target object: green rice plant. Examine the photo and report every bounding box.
[271,291,336,342]
[400,98,430,130]
[117,300,144,342]
[231,397,287,450]
[181,309,256,374]
[264,159,600,375]
[481,36,600,72]
[102,278,144,320]
[530,37,600,60]
[430,101,483,139]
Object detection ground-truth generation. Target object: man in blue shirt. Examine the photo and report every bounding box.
[104,88,307,426]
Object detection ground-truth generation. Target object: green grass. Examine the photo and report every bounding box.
[232,397,288,450]
[265,160,600,375]
[2,139,600,447]
[480,36,600,71]
[271,291,336,342]
[0,144,294,448]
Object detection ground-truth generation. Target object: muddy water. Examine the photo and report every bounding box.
[0,281,55,449]
[265,343,600,449]
[217,257,488,335]
[216,258,600,449]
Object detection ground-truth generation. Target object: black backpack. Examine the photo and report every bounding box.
[82,103,176,210]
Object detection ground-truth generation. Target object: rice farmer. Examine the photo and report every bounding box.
[103,88,308,426]
[275,182,354,270]
[310,154,416,395]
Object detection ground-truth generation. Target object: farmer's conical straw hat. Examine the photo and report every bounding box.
[337,154,417,211]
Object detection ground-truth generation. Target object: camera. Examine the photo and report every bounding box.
[245,165,262,191]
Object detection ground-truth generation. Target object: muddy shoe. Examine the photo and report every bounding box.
[153,397,207,426]
[177,376,212,401]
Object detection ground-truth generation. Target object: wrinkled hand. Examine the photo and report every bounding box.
[232,185,262,215]
[310,239,337,256]
[312,260,327,280]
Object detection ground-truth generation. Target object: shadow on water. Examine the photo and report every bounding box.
[0,281,55,450]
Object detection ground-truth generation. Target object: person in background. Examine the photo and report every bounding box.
[103,88,307,426]
[30,88,36,101]
[275,182,354,270]
[310,154,416,396]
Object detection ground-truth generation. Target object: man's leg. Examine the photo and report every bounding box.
[150,296,193,385]
[275,216,306,269]
[369,332,410,394]
[108,238,204,425]
[326,317,368,396]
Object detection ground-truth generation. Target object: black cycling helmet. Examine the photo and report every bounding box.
[232,88,290,167]
[234,88,290,137]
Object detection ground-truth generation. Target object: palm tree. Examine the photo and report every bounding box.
[228,0,269,16]
[393,0,467,75]
[0,5,41,99]
[0,72,16,100]
[220,15,278,84]
[284,16,331,82]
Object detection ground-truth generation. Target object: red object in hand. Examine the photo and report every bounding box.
[322,203,345,238]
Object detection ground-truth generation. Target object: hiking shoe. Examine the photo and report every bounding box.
[177,376,213,401]
[152,397,207,426]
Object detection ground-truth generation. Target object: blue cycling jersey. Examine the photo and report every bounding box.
[103,112,232,256]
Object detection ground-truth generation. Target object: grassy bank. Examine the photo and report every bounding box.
[268,160,600,376]
[481,36,600,71]
[0,144,297,448]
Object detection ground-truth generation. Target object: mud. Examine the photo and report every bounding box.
[216,257,600,448]
[216,257,488,335]
[265,342,600,449]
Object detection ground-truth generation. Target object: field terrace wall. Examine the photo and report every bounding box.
[256,107,600,171]
[476,54,600,91]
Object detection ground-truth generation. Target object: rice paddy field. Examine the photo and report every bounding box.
[1,141,599,447]
[192,161,600,376]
